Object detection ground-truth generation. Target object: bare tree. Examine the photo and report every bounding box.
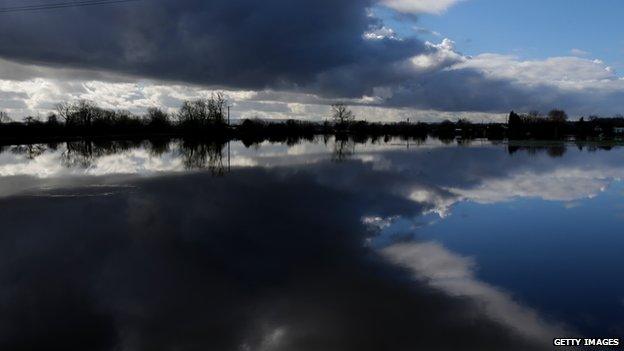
[56,100,101,127]
[331,103,355,125]
[55,102,72,123]
[178,92,228,127]
[178,99,209,126]
[209,92,227,124]
[24,116,42,125]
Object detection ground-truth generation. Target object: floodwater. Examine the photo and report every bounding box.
[0,138,623,350]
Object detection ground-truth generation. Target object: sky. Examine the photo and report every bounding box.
[0,0,623,121]
[382,1,624,65]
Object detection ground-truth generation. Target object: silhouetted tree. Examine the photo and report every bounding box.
[146,107,170,128]
[548,109,568,123]
[547,109,568,138]
[56,100,101,127]
[24,116,41,125]
[331,103,355,125]
[178,93,228,128]
[46,113,60,126]
[508,111,521,127]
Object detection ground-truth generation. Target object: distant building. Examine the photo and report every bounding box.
[614,127,624,134]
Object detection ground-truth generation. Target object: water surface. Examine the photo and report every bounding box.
[0,138,623,350]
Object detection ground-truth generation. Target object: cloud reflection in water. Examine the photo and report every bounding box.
[0,139,622,350]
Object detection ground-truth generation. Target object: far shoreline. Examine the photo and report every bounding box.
[2,99,624,145]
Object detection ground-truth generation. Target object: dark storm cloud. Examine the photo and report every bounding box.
[0,163,554,350]
[383,68,540,112]
[0,0,519,113]
[0,0,423,89]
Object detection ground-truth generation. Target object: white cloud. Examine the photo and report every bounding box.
[441,52,624,115]
[400,164,622,219]
[453,54,618,89]
[570,48,590,57]
[380,0,464,14]
[446,167,616,204]
[381,242,567,341]
[411,38,465,71]
[409,188,457,218]
[363,26,397,40]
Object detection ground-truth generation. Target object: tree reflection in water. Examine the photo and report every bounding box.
[179,139,227,175]
[3,137,614,177]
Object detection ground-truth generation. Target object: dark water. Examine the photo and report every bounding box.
[0,138,623,350]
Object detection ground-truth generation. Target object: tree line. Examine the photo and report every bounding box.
[1,99,624,142]
[50,92,228,130]
[508,109,624,139]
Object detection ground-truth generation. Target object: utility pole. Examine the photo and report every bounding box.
[227,105,231,172]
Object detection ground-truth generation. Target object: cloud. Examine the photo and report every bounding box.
[0,58,507,122]
[380,0,464,14]
[0,0,624,118]
[413,26,442,37]
[411,39,465,71]
[342,141,624,216]
[0,0,555,115]
[0,0,424,91]
[451,54,624,115]
[381,242,566,340]
[455,54,616,88]
[570,48,590,57]
[363,26,398,40]
[446,168,613,204]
